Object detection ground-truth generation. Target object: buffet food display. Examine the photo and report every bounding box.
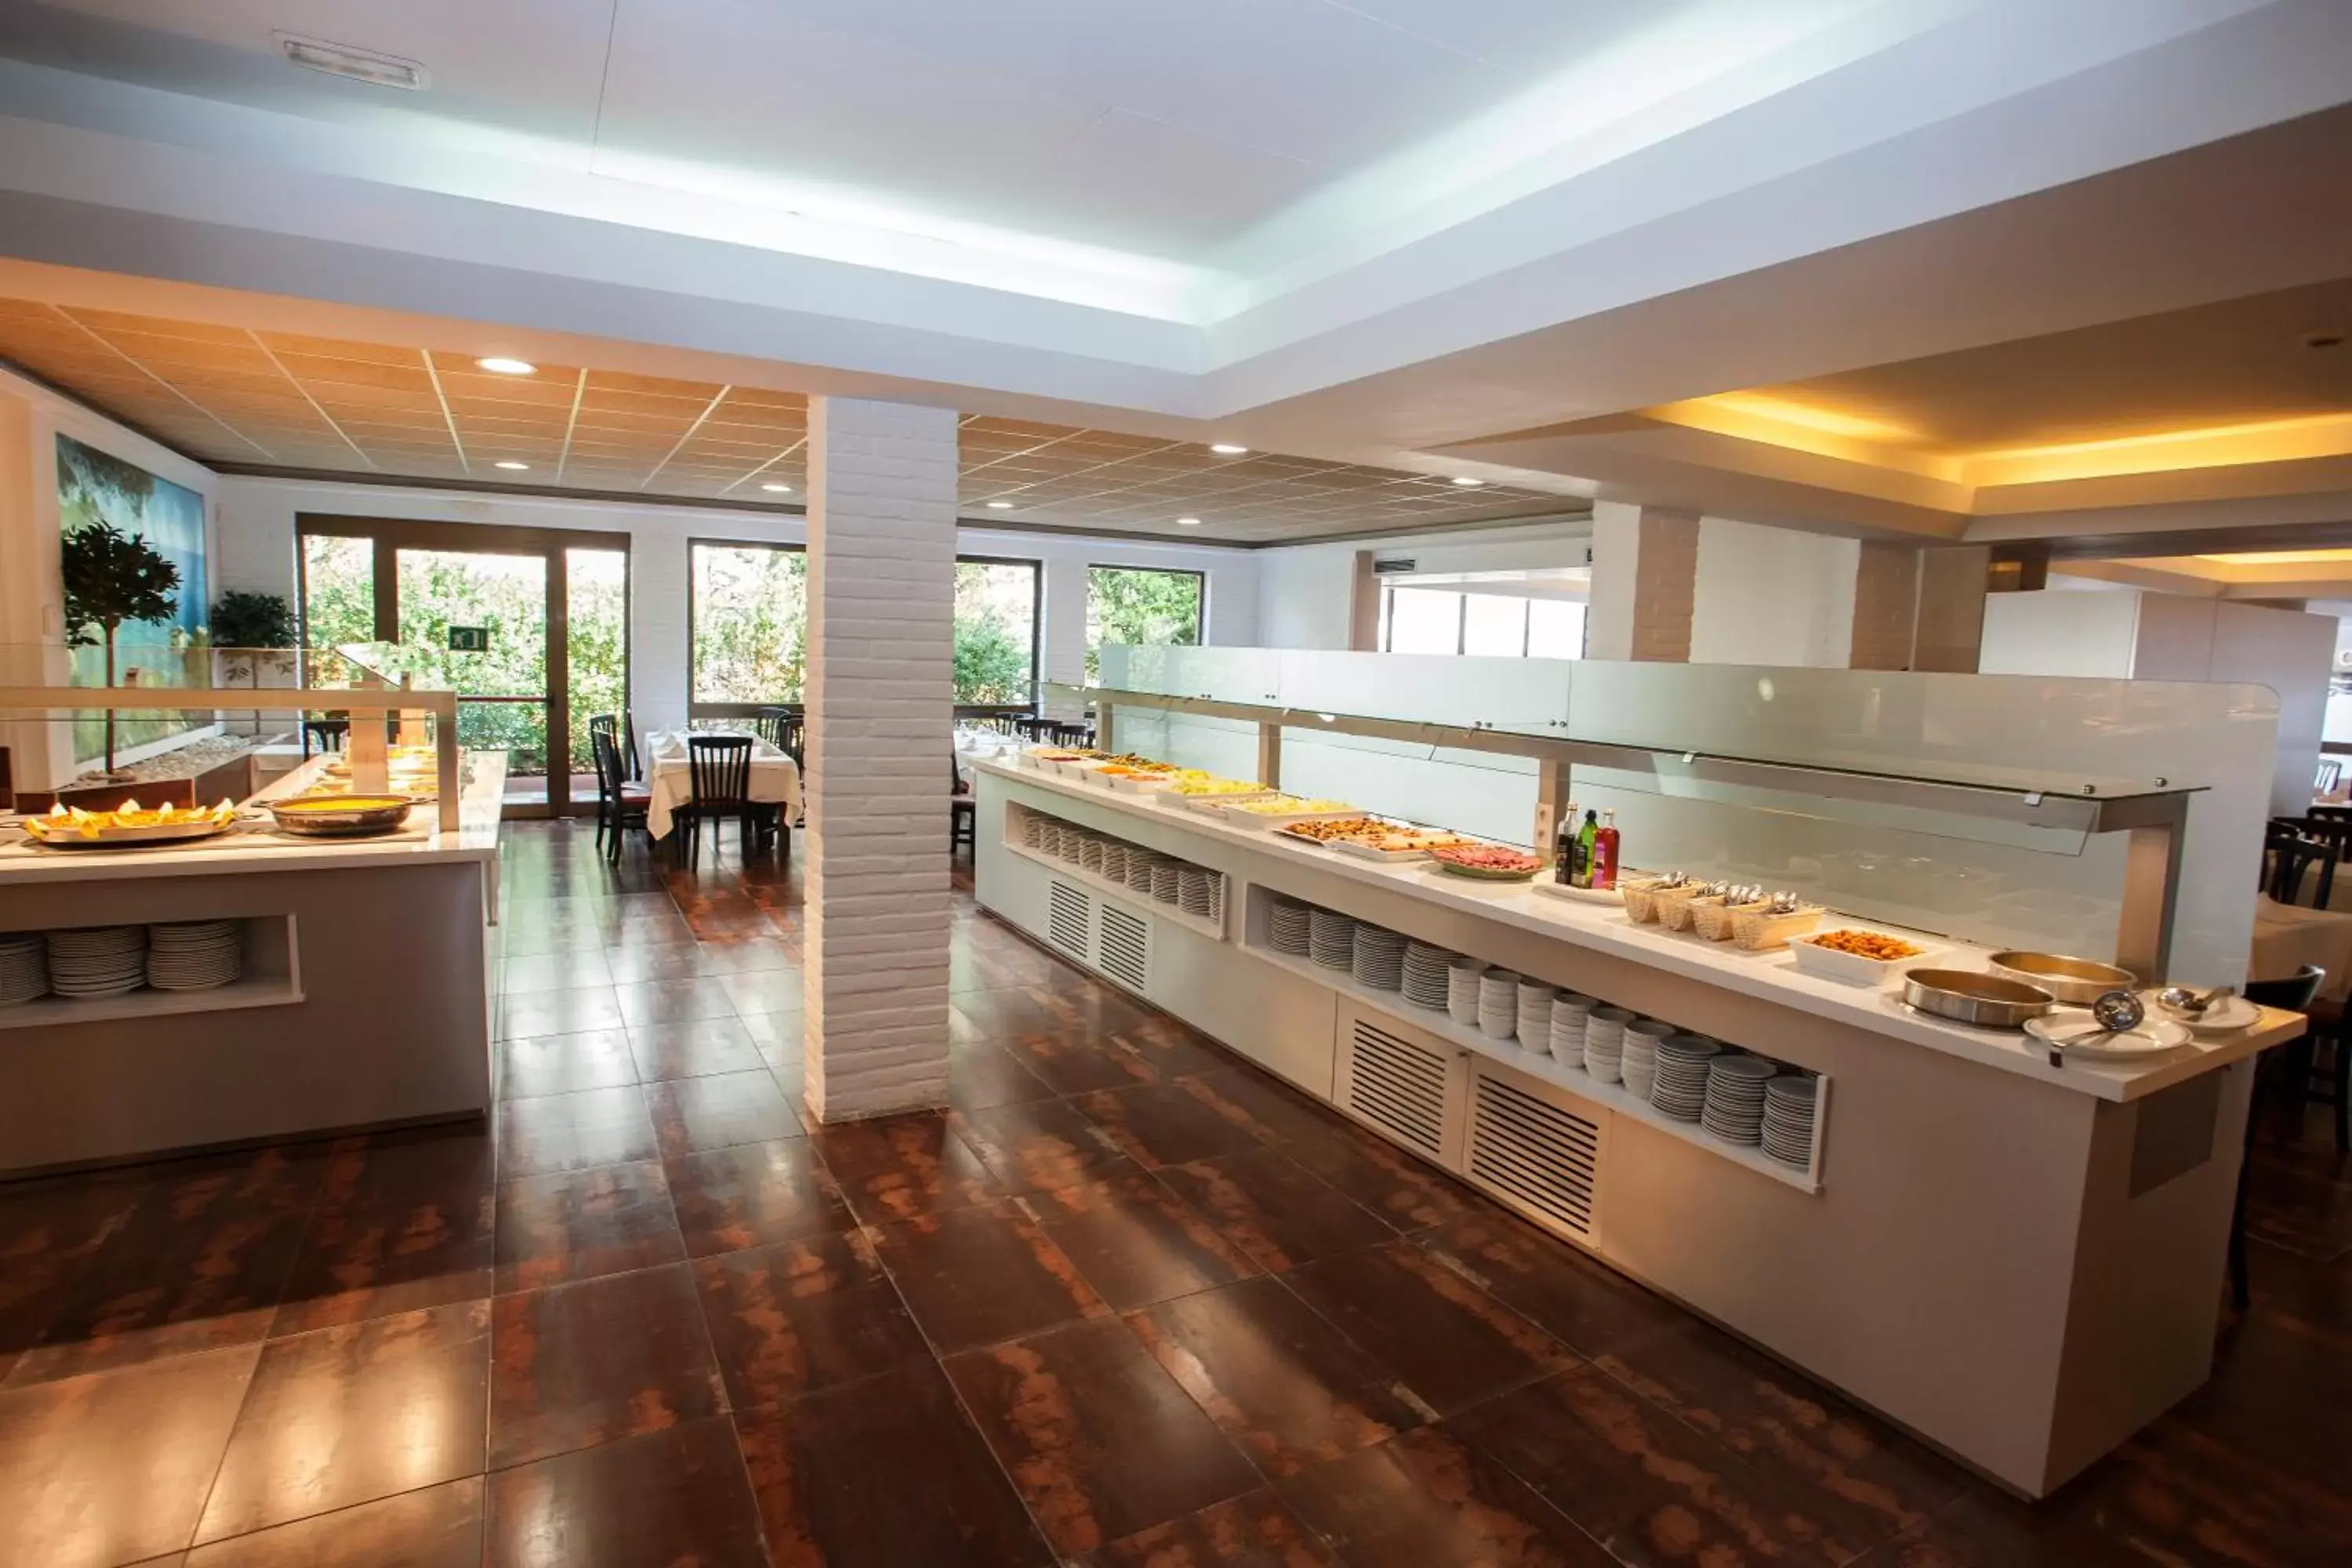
[24,798,238,848]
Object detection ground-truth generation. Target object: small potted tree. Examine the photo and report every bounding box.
[61,520,181,779]
[210,590,296,688]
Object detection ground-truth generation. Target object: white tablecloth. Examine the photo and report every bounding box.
[644,732,802,840]
[2249,893,2352,1004]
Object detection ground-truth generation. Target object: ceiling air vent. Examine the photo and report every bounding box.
[278,34,431,91]
[1340,1015,1451,1158]
[1467,1070,1599,1240]
[1046,880,1092,961]
[1097,903,1151,994]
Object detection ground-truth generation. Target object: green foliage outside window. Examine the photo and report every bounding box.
[954,560,1036,706]
[1086,567,1202,680]
[692,543,807,706]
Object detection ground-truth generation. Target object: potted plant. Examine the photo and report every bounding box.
[209,590,296,688]
[61,520,181,778]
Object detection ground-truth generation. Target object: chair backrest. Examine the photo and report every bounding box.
[754,706,790,749]
[621,709,641,779]
[2244,964,2324,1014]
[2265,822,2339,905]
[304,717,349,753]
[2318,760,2344,798]
[779,715,805,767]
[2309,803,2352,826]
[590,713,617,751]
[591,729,627,806]
[951,754,967,797]
[688,734,753,806]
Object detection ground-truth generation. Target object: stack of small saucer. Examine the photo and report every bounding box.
[1152,861,1184,906]
[0,931,48,1007]
[1020,815,1047,850]
[1402,942,1454,1011]
[1478,970,1521,1040]
[1621,1018,1675,1101]
[1125,851,1160,895]
[1309,906,1356,971]
[1099,842,1129,884]
[147,920,244,992]
[1584,1005,1632,1083]
[1269,898,1312,956]
[46,925,147,999]
[1547,993,1592,1067]
[1352,924,1406,990]
[1650,1034,1723,1121]
[1079,835,1108,875]
[1446,960,1484,1025]
[1702,1054,1778,1145]
[1515,980,1555,1051]
[1178,867,1217,921]
[1762,1074,1817,1168]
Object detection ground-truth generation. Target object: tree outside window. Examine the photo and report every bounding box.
[691,542,807,708]
[1087,567,1203,680]
[954,558,1037,705]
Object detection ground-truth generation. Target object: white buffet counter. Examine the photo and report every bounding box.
[972,757,2299,1499]
[0,753,506,1172]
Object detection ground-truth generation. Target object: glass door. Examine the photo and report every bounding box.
[395,548,553,809]
[565,546,630,802]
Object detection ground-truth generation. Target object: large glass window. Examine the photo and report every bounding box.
[566,547,630,775]
[1384,587,1463,655]
[955,557,1038,706]
[1461,594,1530,657]
[1087,566,1203,679]
[690,540,807,713]
[1380,584,1586,659]
[299,533,375,651]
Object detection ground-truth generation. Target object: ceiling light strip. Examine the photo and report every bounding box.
[52,306,278,462]
[717,436,806,500]
[639,387,734,490]
[553,368,588,484]
[419,350,470,476]
[245,329,376,471]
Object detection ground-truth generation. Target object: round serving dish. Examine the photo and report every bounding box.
[1901,968,2055,1029]
[21,815,234,850]
[1986,951,2139,1006]
[267,794,415,838]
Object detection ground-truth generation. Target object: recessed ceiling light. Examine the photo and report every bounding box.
[1210,443,1249,456]
[760,482,793,494]
[1176,517,1203,527]
[985,499,1015,510]
[1451,476,1486,487]
[476,357,535,376]
[278,33,429,91]
[494,460,529,471]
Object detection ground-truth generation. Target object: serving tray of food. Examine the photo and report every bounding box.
[1426,844,1544,882]
[20,798,241,849]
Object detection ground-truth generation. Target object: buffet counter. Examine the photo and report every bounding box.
[972,757,2299,1499]
[0,753,505,1174]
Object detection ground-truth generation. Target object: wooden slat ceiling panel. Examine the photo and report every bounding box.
[0,296,1570,540]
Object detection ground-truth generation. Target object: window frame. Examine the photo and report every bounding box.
[687,535,807,723]
[1084,564,1208,676]
[1378,582,1587,659]
[955,553,1044,714]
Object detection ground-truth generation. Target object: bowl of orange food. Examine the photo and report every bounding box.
[1788,927,1940,985]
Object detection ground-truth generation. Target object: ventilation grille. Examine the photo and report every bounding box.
[1468,1073,1599,1238]
[1046,881,1091,960]
[1341,1016,1450,1157]
[1098,903,1151,993]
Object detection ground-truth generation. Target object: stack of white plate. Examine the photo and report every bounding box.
[1478,970,1521,1040]
[1309,907,1356,970]
[1447,960,1484,1025]
[1547,993,1592,1067]
[147,920,243,992]
[0,931,48,1007]
[1054,824,1083,862]
[1152,861,1184,906]
[1650,1034,1722,1121]
[1515,980,1555,1051]
[47,925,147,998]
[1178,867,1217,920]
[1099,842,1129,884]
[1020,815,1047,849]
[1622,1018,1675,1101]
[1079,836,1108,875]
[1762,1074,1817,1168]
[1352,924,1407,991]
[1702,1054,1778,1145]
[1125,851,1160,894]
[1584,1005,1633,1083]
[1269,899,1312,956]
[1402,942,1454,1011]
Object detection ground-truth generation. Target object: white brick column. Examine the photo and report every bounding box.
[802,396,957,1123]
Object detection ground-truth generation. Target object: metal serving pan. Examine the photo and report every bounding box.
[1902,968,2055,1029]
[267,795,415,838]
[1986,951,2139,1006]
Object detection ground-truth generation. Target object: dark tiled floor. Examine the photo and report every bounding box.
[4,820,2351,1566]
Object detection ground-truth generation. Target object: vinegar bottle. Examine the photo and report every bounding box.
[1553,800,1579,884]
[1592,809,1621,891]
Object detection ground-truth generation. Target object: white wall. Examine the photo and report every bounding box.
[214,476,1258,735]
[1689,516,1859,667]
[1254,515,1591,651]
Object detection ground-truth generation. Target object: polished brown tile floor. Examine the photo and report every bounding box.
[5,821,2352,1566]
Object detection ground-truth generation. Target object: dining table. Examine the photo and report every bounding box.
[2249,891,2352,1004]
[642,731,803,840]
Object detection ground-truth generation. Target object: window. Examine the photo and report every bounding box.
[1384,587,1463,655]
[690,540,806,714]
[955,557,1039,706]
[1378,584,1586,659]
[1087,566,1204,679]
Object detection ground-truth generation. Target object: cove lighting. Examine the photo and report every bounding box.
[1451,477,1486,487]
[985,500,1015,510]
[1176,517,1203,527]
[494,461,529,471]
[760,483,793,493]
[476,357,536,376]
[1210,444,1249,456]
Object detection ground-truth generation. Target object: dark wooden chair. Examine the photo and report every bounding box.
[619,708,643,782]
[950,753,976,857]
[303,717,349,755]
[590,729,650,863]
[754,706,791,750]
[2264,822,2339,907]
[2232,964,2326,1308]
[1013,717,1056,744]
[2294,814,2352,907]
[1047,720,1096,749]
[675,735,757,867]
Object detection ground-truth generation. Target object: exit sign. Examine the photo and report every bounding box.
[447,625,492,652]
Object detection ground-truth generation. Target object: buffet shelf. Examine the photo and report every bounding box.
[1003,840,1225,942]
[1243,938,1824,1193]
[0,973,303,1031]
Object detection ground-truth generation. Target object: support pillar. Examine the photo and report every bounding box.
[802,396,957,1123]
[1584,502,1698,662]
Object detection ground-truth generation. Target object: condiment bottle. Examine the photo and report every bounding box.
[1592,809,1621,891]
[1554,800,1579,884]
[1573,808,1599,888]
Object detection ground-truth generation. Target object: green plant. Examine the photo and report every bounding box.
[61,520,181,775]
[210,590,296,687]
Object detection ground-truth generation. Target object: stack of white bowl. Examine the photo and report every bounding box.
[1352,924,1406,990]
[1402,942,1454,1011]
[1650,1034,1722,1121]
[1547,993,1592,1067]
[0,931,48,1007]
[1478,970,1521,1040]
[1269,898,1312,956]
[1703,1055,1778,1145]
[147,920,244,992]
[1178,867,1217,921]
[1762,1074,1819,1168]
[1621,1018,1676,1101]
[46,926,147,999]
[1446,960,1484,1025]
[1515,980,1555,1051]
[1584,1005,1633,1083]
[1309,907,1356,971]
